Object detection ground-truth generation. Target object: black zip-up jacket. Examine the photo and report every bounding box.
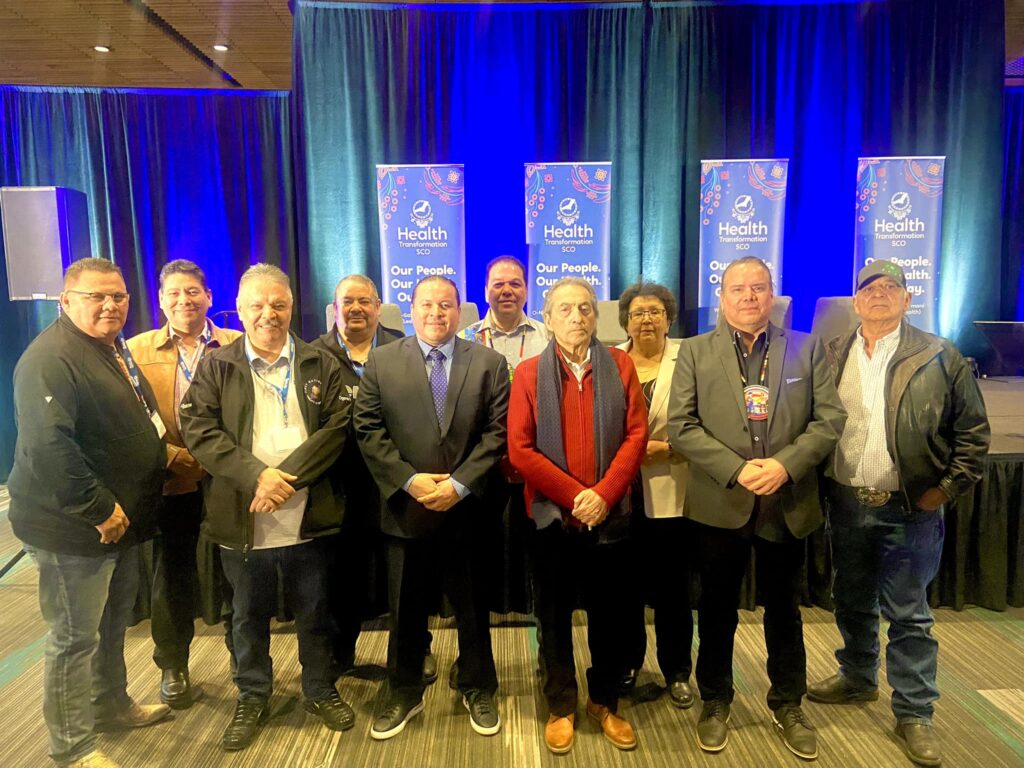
[825,321,990,508]
[9,314,164,555]
[179,334,351,552]
[309,323,402,530]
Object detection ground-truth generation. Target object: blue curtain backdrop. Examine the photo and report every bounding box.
[0,86,297,480]
[1004,87,1024,321]
[293,0,1005,340]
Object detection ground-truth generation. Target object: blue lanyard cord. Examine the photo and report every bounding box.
[250,342,295,426]
[176,338,207,384]
[114,334,154,417]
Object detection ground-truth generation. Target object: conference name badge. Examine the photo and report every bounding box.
[271,426,302,454]
[744,384,769,421]
[150,410,167,439]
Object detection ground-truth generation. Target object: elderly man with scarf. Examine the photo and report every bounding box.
[508,277,648,755]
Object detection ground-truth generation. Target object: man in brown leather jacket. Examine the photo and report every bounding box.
[809,260,990,768]
[128,259,240,709]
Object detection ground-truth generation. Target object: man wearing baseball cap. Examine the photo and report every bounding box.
[809,260,990,766]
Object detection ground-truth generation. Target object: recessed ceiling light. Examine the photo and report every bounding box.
[94,45,111,53]
[213,44,229,52]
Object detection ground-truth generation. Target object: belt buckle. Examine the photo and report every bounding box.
[855,487,892,508]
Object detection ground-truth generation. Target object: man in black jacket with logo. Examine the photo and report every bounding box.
[10,257,170,768]
[180,263,353,752]
[809,260,990,767]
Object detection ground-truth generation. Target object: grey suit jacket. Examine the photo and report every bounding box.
[666,323,845,538]
[353,335,510,538]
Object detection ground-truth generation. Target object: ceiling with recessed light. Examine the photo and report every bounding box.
[0,0,1021,91]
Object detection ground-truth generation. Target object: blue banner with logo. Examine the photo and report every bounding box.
[697,159,789,332]
[525,163,611,320]
[377,164,466,333]
[854,157,945,333]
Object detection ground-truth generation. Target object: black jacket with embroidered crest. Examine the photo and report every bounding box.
[179,334,351,551]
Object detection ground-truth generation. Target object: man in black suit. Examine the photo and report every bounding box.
[354,276,509,740]
[311,274,436,682]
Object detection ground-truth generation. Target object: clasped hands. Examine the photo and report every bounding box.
[737,457,790,496]
[408,473,460,512]
[250,467,299,514]
[572,488,608,528]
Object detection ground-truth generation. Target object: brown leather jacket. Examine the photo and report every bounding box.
[127,322,241,495]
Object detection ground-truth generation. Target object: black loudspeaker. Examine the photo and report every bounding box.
[1,186,93,300]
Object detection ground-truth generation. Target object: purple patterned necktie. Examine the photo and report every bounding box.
[428,348,447,424]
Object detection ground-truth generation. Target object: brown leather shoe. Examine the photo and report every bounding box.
[586,699,637,750]
[544,713,575,754]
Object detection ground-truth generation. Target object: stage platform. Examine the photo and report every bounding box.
[979,376,1024,457]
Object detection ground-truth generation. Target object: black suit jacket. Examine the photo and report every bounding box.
[353,335,510,539]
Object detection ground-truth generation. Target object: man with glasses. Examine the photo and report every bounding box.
[126,260,240,710]
[10,257,171,768]
[809,260,989,767]
[667,256,845,760]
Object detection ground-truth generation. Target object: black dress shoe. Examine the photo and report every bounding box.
[896,722,942,766]
[160,668,196,710]
[422,652,438,685]
[371,697,424,740]
[668,679,695,709]
[697,700,731,753]
[222,699,269,752]
[617,668,639,696]
[807,673,878,704]
[304,691,355,731]
[773,704,818,760]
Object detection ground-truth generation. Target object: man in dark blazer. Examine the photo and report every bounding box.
[667,257,845,760]
[310,274,423,680]
[354,275,509,741]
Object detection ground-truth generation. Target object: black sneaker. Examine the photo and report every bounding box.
[304,691,355,731]
[371,697,424,741]
[773,705,818,760]
[697,700,731,752]
[463,689,501,736]
[222,699,269,752]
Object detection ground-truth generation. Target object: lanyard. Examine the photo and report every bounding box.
[176,338,208,384]
[114,334,154,417]
[250,342,295,427]
[733,332,770,388]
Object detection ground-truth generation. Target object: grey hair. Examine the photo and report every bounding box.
[237,263,292,300]
[335,274,380,301]
[542,277,599,317]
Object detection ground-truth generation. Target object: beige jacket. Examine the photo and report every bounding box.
[127,322,241,495]
[617,337,688,518]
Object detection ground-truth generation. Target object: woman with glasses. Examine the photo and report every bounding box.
[615,281,695,710]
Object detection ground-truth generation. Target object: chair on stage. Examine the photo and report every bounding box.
[811,296,858,343]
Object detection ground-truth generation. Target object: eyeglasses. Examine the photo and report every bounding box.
[628,308,666,320]
[65,289,129,305]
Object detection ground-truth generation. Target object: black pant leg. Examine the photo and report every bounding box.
[326,522,374,668]
[581,539,632,711]
[151,491,202,671]
[693,521,751,704]
[754,535,809,710]
[645,515,695,682]
[441,508,498,694]
[384,535,430,705]
[530,524,580,717]
[220,547,276,701]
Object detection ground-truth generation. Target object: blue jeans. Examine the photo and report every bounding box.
[219,540,335,702]
[826,487,945,723]
[26,545,141,765]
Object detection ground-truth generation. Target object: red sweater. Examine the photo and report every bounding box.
[508,346,648,519]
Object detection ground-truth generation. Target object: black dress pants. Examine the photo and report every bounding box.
[531,523,632,716]
[151,491,204,670]
[384,507,497,705]
[693,519,807,711]
[625,514,695,683]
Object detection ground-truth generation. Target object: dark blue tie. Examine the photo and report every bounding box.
[428,348,447,424]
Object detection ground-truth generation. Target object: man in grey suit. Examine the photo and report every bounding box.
[667,257,845,760]
[354,276,510,741]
